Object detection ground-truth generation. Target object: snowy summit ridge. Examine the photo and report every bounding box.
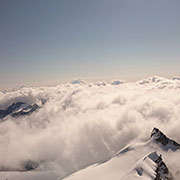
[122,151,172,180]
[63,127,180,180]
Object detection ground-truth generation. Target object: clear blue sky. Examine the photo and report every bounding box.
[0,0,180,88]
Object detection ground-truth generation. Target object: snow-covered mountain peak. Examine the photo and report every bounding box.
[138,76,167,85]
[70,79,86,85]
[122,151,172,180]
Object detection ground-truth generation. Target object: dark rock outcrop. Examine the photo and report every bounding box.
[0,102,26,119]
[0,100,45,120]
[11,103,40,118]
[122,151,172,180]
[151,127,180,151]
[147,151,172,180]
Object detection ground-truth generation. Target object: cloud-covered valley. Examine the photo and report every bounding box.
[0,76,180,178]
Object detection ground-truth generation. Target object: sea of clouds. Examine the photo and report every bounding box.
[0,76,180,178]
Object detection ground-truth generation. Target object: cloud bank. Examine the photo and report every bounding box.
[0,76,180,178]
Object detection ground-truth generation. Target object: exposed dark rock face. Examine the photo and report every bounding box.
[0,102,26,119]
[11,103,40,117]
[0,100,45,119]
[151,127,180,151]
[147,152,172,180]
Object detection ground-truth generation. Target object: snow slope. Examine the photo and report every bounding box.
[63,128,176,180]
[0,128,179,180]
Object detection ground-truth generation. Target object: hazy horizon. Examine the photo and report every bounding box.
[1,75,180,90]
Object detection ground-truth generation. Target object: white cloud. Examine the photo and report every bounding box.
[0,77,180,178]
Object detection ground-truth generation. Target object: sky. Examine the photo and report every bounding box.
[0,0,180,88]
